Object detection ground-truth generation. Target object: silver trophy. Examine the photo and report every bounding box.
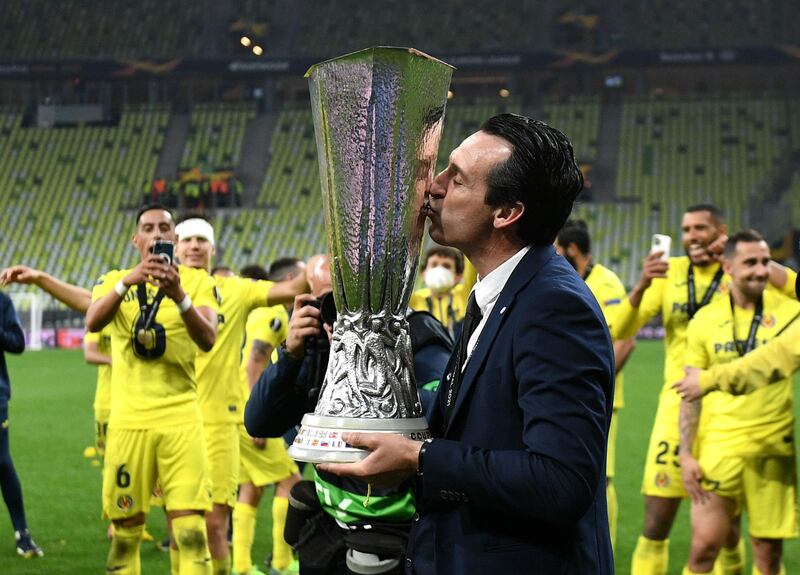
[287,47,453,463]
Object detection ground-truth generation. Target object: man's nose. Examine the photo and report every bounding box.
[429,171,447,198]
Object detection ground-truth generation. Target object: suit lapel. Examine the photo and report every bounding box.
[443,245,556,436]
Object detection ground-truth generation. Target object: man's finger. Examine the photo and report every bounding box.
[341,432,383,450]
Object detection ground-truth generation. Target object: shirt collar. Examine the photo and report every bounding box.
[472,245,531,314]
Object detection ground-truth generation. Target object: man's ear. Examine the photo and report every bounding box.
[493,202,524,230]
[722,257,732,276]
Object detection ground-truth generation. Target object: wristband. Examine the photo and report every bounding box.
[114,280,129,297]
[177,294,192,314]
[417,438,433,476]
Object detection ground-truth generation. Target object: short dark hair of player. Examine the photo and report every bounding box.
[210,265,233,276]
[723,229,765,259]
[420,246,464,275]
[557,219,591,256]
[268,257,303,282]
[480,114,583,246]
[176,212,211,224]
[135,204,174,227]
[685,203,725,225]
[240,264,270,281]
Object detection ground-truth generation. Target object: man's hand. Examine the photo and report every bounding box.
[285,294,323,359]
[673,367,704,401]
[704,233,728,264]
[680,452,710,504]
[629,252,669,307]
[316,432,422,487]
[123,255,184,301]
[0,265,42,286]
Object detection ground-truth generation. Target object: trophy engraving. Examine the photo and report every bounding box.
[287,47,453,463]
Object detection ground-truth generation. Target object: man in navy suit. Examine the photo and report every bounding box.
[318,114,615,574]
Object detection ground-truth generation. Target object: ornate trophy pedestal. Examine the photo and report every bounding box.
[288,414,431,463]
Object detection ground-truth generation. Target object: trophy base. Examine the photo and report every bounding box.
[287,414,430,463]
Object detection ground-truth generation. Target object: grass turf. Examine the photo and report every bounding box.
[1,343,798,573]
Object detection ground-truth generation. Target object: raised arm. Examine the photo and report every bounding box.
[1,265,91,313]
[611,253,668,340]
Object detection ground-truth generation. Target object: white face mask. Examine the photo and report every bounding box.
[424,266,455,294]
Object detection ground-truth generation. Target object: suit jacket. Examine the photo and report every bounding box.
[406,245,615,574]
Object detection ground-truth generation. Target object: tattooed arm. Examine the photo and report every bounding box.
[679,398,708,503]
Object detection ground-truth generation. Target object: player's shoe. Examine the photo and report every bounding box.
[156,536,171,552]
[15,530,44,558]
[140,527,154,542]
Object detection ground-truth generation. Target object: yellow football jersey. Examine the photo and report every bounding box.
[700,318,800,395]
[195,275,274,424]
[239,305,289,407]
[84,326,112,419]
[686,289,800,457]
[585,263,627,409]
[91,265,219,429]
[615,257,731,393]
[409,282,468,332]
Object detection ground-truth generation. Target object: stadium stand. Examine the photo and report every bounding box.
[181,102,256,172]
[0,105,169,298]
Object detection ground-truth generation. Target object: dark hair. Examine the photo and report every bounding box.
[723,229,765,259]
[240,264,270,281]
[210,265,232,276]
[176,212,211,224]
[479,114,583,246]
[420,246,464,275]
[268,257,303,282]
[135,204,173,227]
[685,203,725,225]
[557,219,591,255]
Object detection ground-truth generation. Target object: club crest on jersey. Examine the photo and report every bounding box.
[761,314,776,328]
[270,317,283,332]
[116,495,134,511]
[654,472,670,488]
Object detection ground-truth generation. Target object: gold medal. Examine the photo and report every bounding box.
[136,329,154,348]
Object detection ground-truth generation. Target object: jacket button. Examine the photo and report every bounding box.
[406,558,412,567]
[413,513,420,521]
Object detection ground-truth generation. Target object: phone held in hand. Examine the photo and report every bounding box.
[150,240,175,265]
[650,234,671,262]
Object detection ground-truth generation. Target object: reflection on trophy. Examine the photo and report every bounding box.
[287,47,454,463]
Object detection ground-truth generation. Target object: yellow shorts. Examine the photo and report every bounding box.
[607,408,619,479]
[699,451,798,539]
[640,399,686,498]
[205,422,240,507]
[239,425,299,487]
[102,421,212,520]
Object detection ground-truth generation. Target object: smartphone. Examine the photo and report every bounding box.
[150,239,174,265]
[650,234,671,262]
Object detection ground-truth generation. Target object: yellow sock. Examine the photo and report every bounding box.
[106,524,144,575]
[632,535,669,575]
[173,514,212,575]
[170,546,181,575]
[232,502,258,574]
[271,496,293,570]
[716,538,744,575]
[683,567,712,575]
[607,480,618,552]
[211,556,230,575]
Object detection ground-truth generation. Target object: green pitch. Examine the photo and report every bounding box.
[1,343,798,574]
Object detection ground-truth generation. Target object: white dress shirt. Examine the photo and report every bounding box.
[463,245,531,369]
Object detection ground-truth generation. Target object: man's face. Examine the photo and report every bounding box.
[724,240,770,303]
[132,209,176,260]
[176,235,215,271]
[681,210,724,266]
[425,131,513,252]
